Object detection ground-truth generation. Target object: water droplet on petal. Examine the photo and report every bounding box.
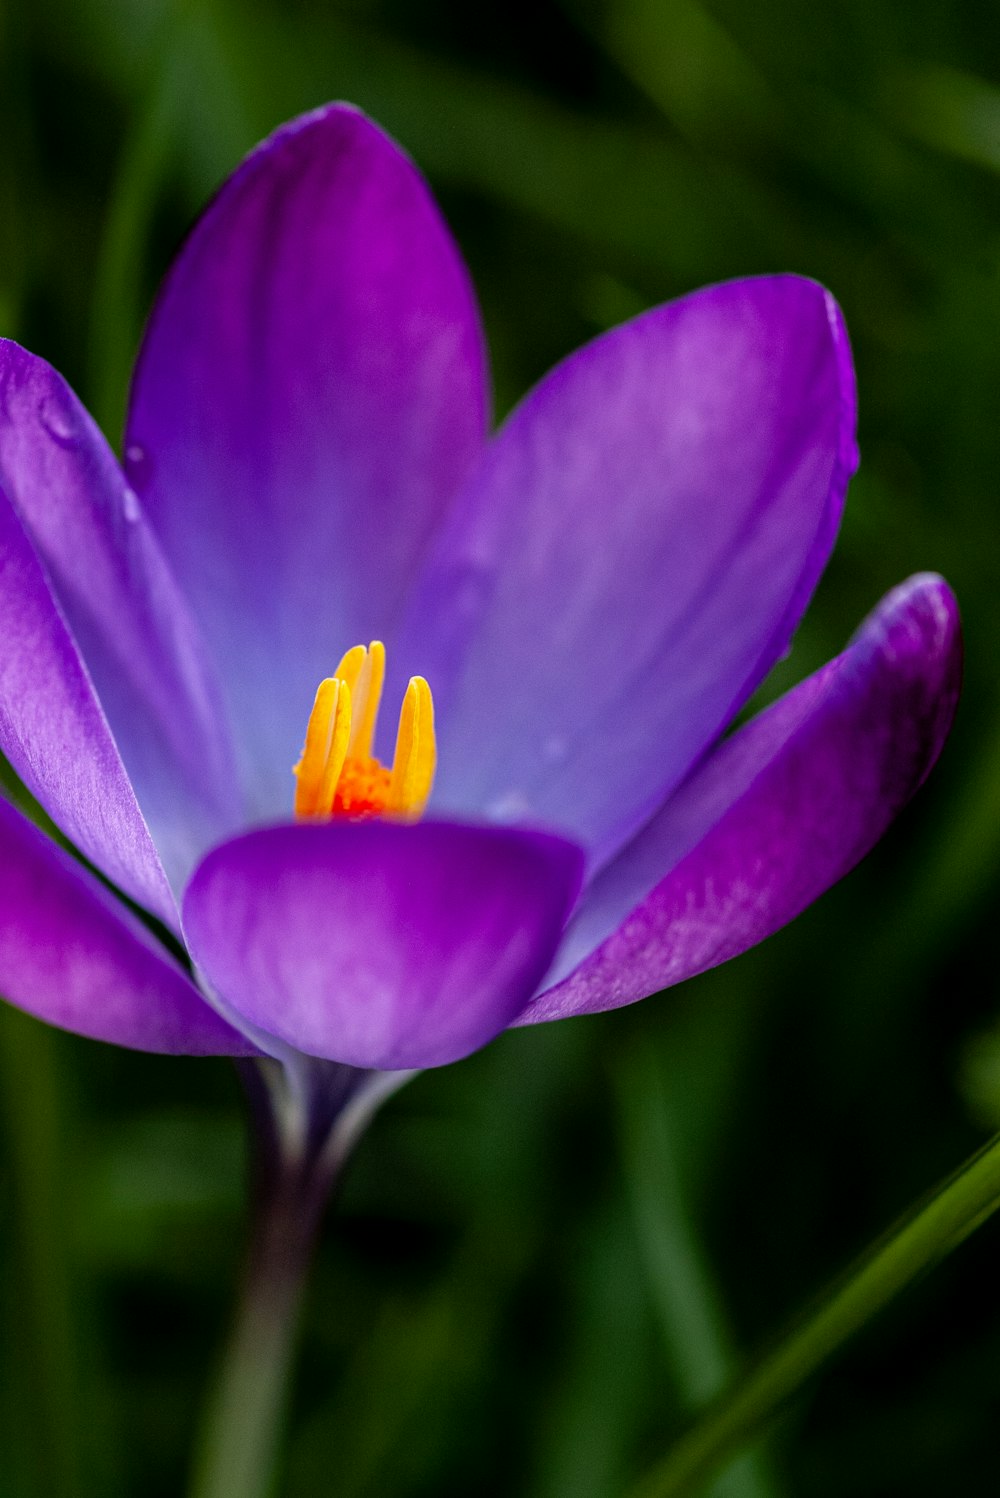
[39,395,79,446]
[122,487,141,523]
[486,789,533,823]
[124,443,152,489]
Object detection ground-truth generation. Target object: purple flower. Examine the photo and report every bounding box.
[0,104,961,1072]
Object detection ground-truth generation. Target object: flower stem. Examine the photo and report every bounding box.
[187,1172,316,1498]
[188,1059,407,1498]
[628,1129,1000,1498]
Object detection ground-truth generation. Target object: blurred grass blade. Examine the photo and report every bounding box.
[614,1039,777,1498]
[87,0,251,441]
[887,63,1000,174]
[0,3,36,341]
[627,1129,1000,1498]
[599,0,782,150]
[87,36,187,440]
[0,1007,86,1498]
[530,1204,650,1498]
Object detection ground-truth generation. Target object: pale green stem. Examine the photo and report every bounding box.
[187,1169,315,1498]
[188,1061,410,1498]
[628,1129,1000,1498]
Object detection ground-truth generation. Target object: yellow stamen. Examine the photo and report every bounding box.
[293,677,350,818]
[314,679,353,814]
[332,643,367,696]
[387,676,435,820]
[349,638,385,758]
[293,642,436,822]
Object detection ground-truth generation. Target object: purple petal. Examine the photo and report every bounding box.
[183,820,583,1069]
[0,341,244,890]
[522,574,961,1023]
[125,104,489,818]
[0,489,175,925]
[0,797,252,1054]
[395,275,856,868]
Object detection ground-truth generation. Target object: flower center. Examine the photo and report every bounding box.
[293,641,436,822]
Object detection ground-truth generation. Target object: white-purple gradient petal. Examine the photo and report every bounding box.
[396,275,857,870]
[126,104,489,819]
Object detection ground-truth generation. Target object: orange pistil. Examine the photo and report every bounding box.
[293,641,436,822]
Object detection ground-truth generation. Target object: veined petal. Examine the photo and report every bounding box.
[395,275,856,868]
[125,104,489,816]
[0,797,252,1055]
[0,341,243,890]
[183,820,583,1069]
[0,490,175,926]
[522,574,960,1022]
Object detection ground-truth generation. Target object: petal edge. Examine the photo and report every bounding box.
[522,574,961,1023]
[184,819,583,1069]
[0,797,253,1055]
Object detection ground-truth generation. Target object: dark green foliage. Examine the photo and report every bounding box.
[2,2,1000,1493]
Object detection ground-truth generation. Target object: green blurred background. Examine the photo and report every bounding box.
[2,1,1000,1494]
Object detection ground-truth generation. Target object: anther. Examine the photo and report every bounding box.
[293,642,435,822]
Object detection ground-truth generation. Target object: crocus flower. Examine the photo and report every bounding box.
[0,104,961,1075]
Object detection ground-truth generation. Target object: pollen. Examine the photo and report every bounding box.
[293,641,436,822]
